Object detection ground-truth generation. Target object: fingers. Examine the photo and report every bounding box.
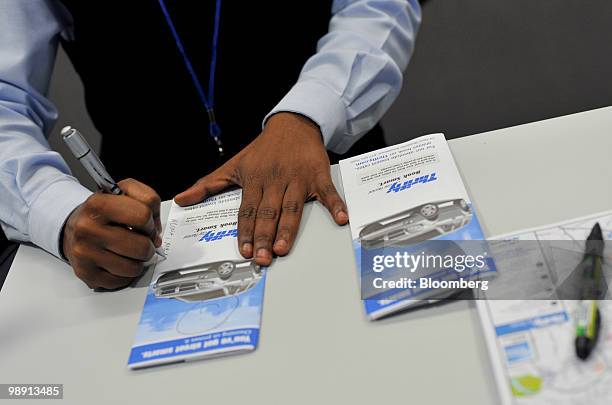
[174,163,237,206]
[93,225,156,261]
[78,244,145,278]
[235,172,342,266]
[68,223,150,289]
[63,191,159,290]
[118,178,162,246]
[237,184,262,259]
[70,248,138,290]
[86,193,156,237]
[273,183,305,256]
[315,173,348,225]
[252,184,284,266]
[93,271,134,290]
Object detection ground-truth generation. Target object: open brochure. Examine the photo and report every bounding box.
[339,133,495,320]
[476,210,612,404]
[128,189,265,369]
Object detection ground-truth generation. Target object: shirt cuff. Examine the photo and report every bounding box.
[28,178,93,259]
[263,80,347,149]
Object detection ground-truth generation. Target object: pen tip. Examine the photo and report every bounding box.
[589,223,603,241]
[575,337,591,360]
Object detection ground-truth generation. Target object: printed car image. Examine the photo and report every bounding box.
[358,199,472,249]
[152,259,262,303]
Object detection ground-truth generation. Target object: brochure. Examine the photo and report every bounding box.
[476,210,612,404]
[128,189,266,369]
[339,133,495,320]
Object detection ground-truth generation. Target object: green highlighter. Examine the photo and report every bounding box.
[575,223,605,360]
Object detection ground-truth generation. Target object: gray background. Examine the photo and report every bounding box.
[383,0,612,142]
[47,0,612,188]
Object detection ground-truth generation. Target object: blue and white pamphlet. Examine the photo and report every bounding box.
[128,189,266,369]
[339,133,495,320]
[477,211,612,405]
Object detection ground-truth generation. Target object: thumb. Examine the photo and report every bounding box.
[314,173,349,225]
[174,164,236,206]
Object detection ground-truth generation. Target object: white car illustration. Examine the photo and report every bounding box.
[359,199,472,249]
[152,259,262,303]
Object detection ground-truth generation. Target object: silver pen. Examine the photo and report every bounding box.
[61,126,166,259]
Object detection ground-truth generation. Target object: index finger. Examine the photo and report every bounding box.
[118,178,162,236]
[87,193,155,237]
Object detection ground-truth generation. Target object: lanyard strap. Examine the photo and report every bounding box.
[157,0,224,155]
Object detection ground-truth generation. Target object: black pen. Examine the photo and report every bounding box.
[574,222,604,360]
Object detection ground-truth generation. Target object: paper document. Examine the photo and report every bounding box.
[339,133,495,320]
[477,210,612,404]
[127,190,266,369]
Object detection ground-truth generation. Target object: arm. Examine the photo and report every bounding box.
[0,1,162,291]
[175,0,421,265]
[0,0,92,258]
[265,0,421,153]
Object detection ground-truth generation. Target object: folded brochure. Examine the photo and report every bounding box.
[128,189,265,368]
[339,133,496,320]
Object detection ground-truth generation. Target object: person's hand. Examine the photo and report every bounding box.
[61,178,162,290]
[175,112,349,266]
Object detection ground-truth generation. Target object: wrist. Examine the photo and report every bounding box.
[265,112,323,144]
[59,204,82,262]
[27,176,92,260]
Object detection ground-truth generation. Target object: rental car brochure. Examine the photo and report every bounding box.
[127,189,266,369]
[476,210,612,405]
[339,133,495,320]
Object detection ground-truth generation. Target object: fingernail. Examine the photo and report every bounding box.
[242,243,253,257]
[336,210,349,223]
[274,239,288,251]
[256,248,271,261]
[155,234,162,247]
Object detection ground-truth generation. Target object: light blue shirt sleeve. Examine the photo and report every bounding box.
[0,0,92,258]
[265,0,421,154]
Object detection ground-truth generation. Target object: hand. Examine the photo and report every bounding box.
[62,178,162,290]
[175,112,349,266]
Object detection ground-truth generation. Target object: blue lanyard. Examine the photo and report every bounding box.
[157,0,224,156]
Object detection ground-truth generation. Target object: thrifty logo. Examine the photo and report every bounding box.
[199,229,238,242]
[387,172,437,193]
